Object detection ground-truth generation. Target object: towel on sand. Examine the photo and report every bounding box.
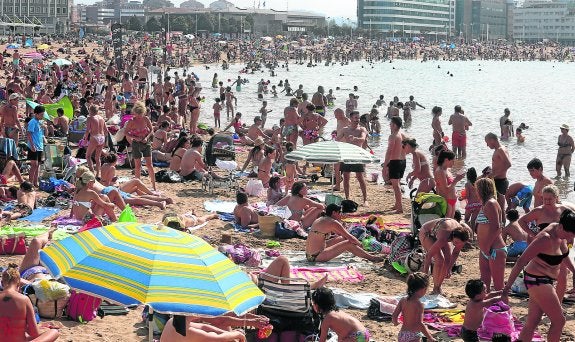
[17,207,61,222]
[290,266,365,284]
[0,225,69,240]
[204,200,236,213]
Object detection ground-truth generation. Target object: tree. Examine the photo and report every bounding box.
[197,13,216,32]
[126,15,143,31]
[143,0,174,10]
[146,17,162,32]
[170,16,189,32]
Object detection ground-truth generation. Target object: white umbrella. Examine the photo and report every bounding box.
[285,141,379,164]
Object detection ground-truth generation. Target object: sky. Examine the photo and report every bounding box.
[75,0,358,20]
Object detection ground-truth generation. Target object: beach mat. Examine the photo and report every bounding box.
[17,207,61,222]
[290,266,364,283]
[204,200,236,213]
[0,225,69,240]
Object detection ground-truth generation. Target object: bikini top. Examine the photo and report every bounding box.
[538,222,550,230]
[537,251,569,266]
[476,209,489,224]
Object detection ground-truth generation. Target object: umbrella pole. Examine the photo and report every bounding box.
[331,164,334,194]
[148,307,154,342]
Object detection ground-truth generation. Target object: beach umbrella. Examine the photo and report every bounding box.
[275,35,284,39]
[39,222,264,316]
[285,140,379,164]
[37,44,50,50]
[6,43,20,49]
[23,52,44,59]
[51,58,72,66]
[261,36,273,42]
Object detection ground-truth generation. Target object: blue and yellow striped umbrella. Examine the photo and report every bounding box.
[39,222,264,315]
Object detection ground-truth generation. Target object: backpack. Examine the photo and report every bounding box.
[155,170,182,183]
[67,290,102,323]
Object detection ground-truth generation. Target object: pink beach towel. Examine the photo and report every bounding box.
[290,266,364,283]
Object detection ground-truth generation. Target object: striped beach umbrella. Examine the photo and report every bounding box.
[39,222,264,316]
[22,52,44,59]
[285,141,380,164]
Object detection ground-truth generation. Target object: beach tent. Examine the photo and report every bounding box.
[25,38,34,47]
[39,222,265,342]
[26,96,73,119]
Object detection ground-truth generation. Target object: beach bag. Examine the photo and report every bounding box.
[24,282,70,319]
[0,232,27,255]
[275,221,299,239]
[405,247,425,273]
[67,290,102,323]
[388,235,415,264]
[155,169,182,183]
[118,204,137,223]
[478,302,514,339]
[341,199,358,213]
[511,271,528,295]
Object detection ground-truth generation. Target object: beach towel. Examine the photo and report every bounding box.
[0,226,70,240]
[331,288,378,309]
[218,213,235,221]
[17,207,60,222]
[52,216,84,226]
[152,161,169,168]
[204,200,236,213]
[289,266,365,283]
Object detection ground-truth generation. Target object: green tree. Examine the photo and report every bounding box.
[146,17,162,32]
[197,13,216,32]
[170,16,189,32]
[126,15,143,31]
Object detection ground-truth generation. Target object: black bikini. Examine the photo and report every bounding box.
[537,251,569,266]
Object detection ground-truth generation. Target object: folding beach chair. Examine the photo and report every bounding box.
[256,273,319,340]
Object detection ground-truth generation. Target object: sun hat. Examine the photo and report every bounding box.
[560,124,569,130]
[8,93,20,100]
[253,137,265,147]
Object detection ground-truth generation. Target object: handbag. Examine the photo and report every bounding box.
[23,283,70,319]
[0,232,27,255]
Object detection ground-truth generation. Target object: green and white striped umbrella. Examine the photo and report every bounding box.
[285,141,380,164]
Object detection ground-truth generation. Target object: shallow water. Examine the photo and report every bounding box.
[172,59,575,200]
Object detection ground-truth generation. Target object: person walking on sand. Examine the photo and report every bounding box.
[556,124,574,178]
[283,98,300,147]
[337,111,370,207]
[84,105,109,178]
[448,105,472,159]
[383,116,407,213]
[486,132,512,223]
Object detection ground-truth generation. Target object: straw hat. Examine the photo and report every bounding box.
[253,137,265,147]
[561,124,570,131]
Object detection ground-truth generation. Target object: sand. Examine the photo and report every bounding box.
[1,40,575,342]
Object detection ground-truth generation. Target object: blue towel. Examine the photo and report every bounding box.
[17,207,61,222]
[218,213,235,222]
[153,161,170,167]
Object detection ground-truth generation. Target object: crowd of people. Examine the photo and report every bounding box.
[0,32,573,342]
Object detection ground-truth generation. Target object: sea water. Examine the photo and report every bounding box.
[174,59,575,200]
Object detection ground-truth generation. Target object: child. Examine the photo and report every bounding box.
[312,287,370,342]
[502,209,529,258]
[271,85,278,97]
[392,272,435,342]
[212,98,222,128]
[464,167,481,233]
[461,279,503,342]
[259,101,272,128]
[501,119,513,140]
[516,128,525,143]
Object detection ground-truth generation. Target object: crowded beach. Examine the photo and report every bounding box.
[0,33,574,342]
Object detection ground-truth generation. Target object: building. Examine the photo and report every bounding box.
[0,0,70,33]
[180,0,204,10]
[513,0,575,42]
[455,0,508,40]
[79,0,145,26]
[147,6,325,35]
[357,0,456,39]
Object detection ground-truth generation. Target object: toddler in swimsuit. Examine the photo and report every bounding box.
[461,279,503,342]
[392,272,435,342]
[312,287,370,342]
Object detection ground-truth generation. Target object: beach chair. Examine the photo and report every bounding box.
[256,273,319,340]
[202,133,239,195]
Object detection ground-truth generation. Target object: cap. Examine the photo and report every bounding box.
[253,137,265,147]
[254,116,262,122]
[8,93,20,100]
[561,124,570,130]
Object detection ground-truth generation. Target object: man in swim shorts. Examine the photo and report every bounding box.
[486,132,511,222]
[337,111,369,207]
[448,105,472,159]
[383,116,407,213]
[283,98,300,145]
[505,182,533,213]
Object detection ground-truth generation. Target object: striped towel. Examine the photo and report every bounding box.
[290,266,364,283]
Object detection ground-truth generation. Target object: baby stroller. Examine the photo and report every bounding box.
[410,190,447,246]
[202,133,239,195]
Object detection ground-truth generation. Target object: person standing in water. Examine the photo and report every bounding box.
[448,105,472,159]
[556,124,574,178]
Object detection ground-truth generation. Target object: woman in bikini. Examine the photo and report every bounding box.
[475,178,507,291]
[556,124,574,178]
[276,182,325,229]
[71,171,117,222]
[518,184,575,300]
[169,136,190,172]
[151,121,169,151]
[305,204,383,263]
[0,263,60,342]
[241,139,265,176]
[503,208,575,342]
[431,106,444,147]
[419,218,471,295]
[125,101,156,191]
[188,85,202,134]
[258,145,276,188]
[434,150,465,218]
[403,138,435,194]
[83,104,108,178]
